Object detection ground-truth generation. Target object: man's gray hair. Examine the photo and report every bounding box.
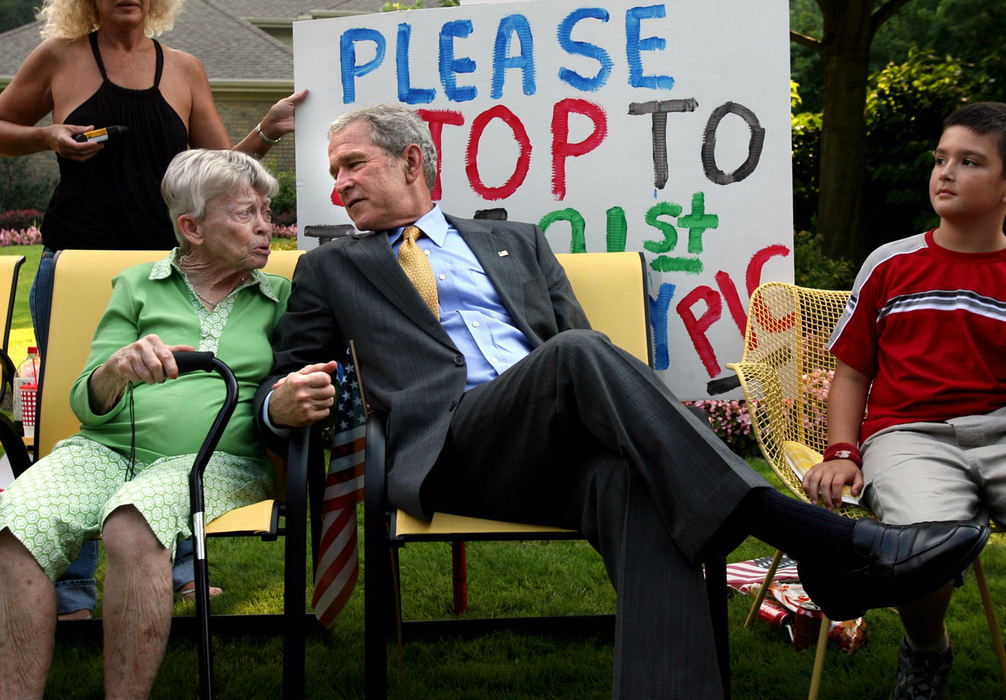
[161,149,278,250]
[328,105,438,190]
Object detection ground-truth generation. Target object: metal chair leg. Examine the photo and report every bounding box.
[807,614,830,700]
[744,549,783,628]
[974,556,1006,685]
[705,553,730,698]
[364,413,390,699]
[392,547,405,681]
[451,542,468,615]
[281,429,309,700]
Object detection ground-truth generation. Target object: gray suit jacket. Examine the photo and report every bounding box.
[255,214,590,517]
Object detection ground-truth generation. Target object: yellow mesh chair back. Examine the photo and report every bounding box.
[726,281,858,517]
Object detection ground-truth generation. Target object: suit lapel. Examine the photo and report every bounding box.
[347,232,450,340]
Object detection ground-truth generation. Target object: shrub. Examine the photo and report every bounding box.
[262,159,296,224]
[0,158,54,212]
[793,229,855,290]
[0,209,44,231]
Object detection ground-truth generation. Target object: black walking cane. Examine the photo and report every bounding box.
[173,351,240,700]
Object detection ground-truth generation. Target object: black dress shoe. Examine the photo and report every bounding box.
[797,519,989,621]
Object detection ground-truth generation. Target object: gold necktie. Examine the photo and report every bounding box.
[398,225,440,319]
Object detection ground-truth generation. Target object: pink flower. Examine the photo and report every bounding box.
[271,224,298,239]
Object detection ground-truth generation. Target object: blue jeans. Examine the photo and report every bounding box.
[55,539,198,614]
[28,246,55,356]
[54,539,98,615]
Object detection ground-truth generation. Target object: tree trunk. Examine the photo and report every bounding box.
[811,0,913,261]
[816,0,875,260]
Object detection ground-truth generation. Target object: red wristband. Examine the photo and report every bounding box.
[822,442,862,467]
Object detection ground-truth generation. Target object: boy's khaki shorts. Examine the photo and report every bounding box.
[861,405,1006,527]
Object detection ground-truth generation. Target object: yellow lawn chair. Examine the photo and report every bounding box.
[727,281,1006,699]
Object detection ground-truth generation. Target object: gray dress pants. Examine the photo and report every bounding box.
[427,329,768,697]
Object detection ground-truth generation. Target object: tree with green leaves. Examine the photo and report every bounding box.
[791,0,1006,261]
[0,0,36,33]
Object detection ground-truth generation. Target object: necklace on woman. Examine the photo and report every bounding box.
[179,254,246,309]
[191,277,245,309]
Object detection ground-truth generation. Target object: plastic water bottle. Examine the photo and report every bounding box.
[18,346,39,384]
[13,346,40,437]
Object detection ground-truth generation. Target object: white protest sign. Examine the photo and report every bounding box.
[293,0,793,398]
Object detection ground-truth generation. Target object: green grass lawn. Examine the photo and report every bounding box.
[4,244,1006,697]
[38,462,1006,699]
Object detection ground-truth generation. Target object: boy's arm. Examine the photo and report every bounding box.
[802,360,872,509]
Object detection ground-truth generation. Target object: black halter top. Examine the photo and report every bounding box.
[41,32,189,251]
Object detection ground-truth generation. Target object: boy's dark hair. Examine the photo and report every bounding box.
[943,102,1006,175]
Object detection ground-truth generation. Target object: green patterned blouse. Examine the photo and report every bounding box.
[70,250,291,466]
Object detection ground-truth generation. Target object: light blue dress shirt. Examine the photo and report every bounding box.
[390,205,533,392]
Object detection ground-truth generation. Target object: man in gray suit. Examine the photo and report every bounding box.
[257,104,987,697]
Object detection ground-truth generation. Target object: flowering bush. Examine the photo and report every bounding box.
[271,224,297,239]
[269,224,298,250]
[685,399,758,456]
[799,367,834,444]
[0,226,42,246]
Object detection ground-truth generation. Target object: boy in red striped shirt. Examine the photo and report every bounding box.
[803,101,1006,699]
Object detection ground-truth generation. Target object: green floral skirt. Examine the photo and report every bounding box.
[0,435,272,580]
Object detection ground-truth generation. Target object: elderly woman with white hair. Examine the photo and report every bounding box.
[0,149,292,697]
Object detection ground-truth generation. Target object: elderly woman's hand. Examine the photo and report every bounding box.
[87,334,196,414]
[47,124,104,162]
